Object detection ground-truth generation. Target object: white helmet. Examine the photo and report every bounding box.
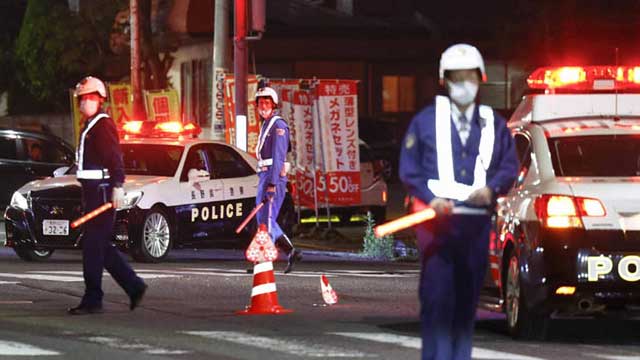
[74,76,108,98]
[439,43,487,83]
[255,87,278,106]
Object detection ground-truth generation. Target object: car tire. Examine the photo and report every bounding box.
[505,253,548,340]
[132,207,174,263]
[14,247,54,262]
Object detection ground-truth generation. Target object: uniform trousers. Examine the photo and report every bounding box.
[416,214,491,360]
[80,180,145,306]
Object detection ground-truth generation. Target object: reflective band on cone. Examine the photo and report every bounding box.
[236,261,293,315]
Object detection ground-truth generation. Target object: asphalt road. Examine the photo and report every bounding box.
[1,237,640,359]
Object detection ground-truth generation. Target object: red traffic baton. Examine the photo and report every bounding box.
[374,207,437,238]
[70,202,113,229]
[235,200,266,234]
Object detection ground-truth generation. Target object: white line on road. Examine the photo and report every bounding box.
[330,332,546,360]
[0,273,81,282]
[29,270,180,280]
[0,340,60,356]
[591,355,640,360]
[84,336,190,355]
[184,331,373,358]
[0,281,20,285]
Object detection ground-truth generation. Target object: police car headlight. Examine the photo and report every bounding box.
[118,191,143,210]
[10,191,29,210]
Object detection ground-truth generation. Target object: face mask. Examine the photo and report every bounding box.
[447,80,479,106]
[259,108,274,119]
[80,99,100,117]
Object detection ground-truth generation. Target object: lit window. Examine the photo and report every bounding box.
[382,75,415,112]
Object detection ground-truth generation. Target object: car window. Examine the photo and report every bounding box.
[206,144,254,179]
[0,135,18,160]
[180,145,211,181]
[22,137,70,163]
[121,144,184,177]
[550,135,640,177]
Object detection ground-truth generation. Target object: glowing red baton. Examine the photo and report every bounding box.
[374,207,437,238]
[235,201,265,234]
[71,202,114,229]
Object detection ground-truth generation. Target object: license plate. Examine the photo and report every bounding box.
[42,220,69,236]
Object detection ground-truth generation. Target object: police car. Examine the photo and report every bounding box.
[4,121,295,262]
[479,66,640,339]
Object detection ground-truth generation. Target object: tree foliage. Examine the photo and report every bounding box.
[14,0,124,112]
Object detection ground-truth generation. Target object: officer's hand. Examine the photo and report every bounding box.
[429,197,454,215]
[466,186,493,206]
[112,187,126,209]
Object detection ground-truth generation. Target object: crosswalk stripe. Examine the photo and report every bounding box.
[0,340,60,356]
[29,270,180,280]
[0,273,81,282]
[330,332,545,360]
[184,331,373,358]
[0,281,20,285]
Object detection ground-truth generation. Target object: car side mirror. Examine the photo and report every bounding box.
[53,166,69,178]
[188,168,210,184]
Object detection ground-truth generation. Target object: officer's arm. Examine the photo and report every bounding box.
[486,115,519,198]
[399,118,436,205]
[269,121,289,186]
[97,118,126,187]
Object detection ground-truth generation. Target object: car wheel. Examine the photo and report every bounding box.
[14,247,54,262]
[505,253,548,340]
[132,207,173,263]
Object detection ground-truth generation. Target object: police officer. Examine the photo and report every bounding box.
[255,86,302,273]
[399,44,518,359]
[68,76,147,315]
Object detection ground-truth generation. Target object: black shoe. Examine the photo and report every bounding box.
[129,284,148,311]
[68,304,103,315]
[284,249,302,274]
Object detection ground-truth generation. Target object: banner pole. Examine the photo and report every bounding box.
[314,81,332,231]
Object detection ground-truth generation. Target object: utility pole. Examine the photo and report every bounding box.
[130,0,146,121]
[211,0,230,141]
[234,0,248,151]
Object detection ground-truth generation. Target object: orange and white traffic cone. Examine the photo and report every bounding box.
[321,274,338,305]
[236,261,293,315]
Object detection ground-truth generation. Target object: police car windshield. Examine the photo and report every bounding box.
[550,135,640,177]
[121,144,184,177]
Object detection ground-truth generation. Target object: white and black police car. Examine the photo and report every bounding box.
[4,121,295,262]
[480,66,640,339]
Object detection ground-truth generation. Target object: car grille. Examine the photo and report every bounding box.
[31,197,82,246]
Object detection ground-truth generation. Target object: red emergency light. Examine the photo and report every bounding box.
[527,66,640,91]
[119,121,201,139]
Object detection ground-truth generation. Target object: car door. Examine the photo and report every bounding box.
[0,132,23,209]
[175,144,225,243]
[206,144,257,234]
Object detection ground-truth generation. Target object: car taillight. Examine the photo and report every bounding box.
[534,195,606,229]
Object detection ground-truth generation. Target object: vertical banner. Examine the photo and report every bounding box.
[212,68,226,140]
[144,89,181,122]
[292,90,316,207]
[107,83,133,124]
[316,80,361,205]
[223,75,260,155]
[69,89,82,147]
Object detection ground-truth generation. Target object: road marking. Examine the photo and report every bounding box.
[84,336,190,355]
[0,301,33,305]
[0,281,20,285]
[33,271,180,280]
[0,271,179,283]
[592,355,640,360]
[330,332,546,360]
[0,340,60,356]
[184,331,373,358]
[185,268,418,278]
[0,273,81,282]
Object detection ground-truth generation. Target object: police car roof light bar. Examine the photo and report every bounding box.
[119,121,202,139]
[527,66,640,91]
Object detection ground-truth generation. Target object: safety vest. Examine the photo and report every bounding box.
[256,115,283,162]
[427,96,495,201]
[76,113,111,180]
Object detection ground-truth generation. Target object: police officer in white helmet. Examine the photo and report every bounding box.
[68,76,147,315]
[399,44,519,359]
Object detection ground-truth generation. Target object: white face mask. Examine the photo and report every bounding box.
[447,80,479,107]
[258,108,274,119]
[79,99,100,117]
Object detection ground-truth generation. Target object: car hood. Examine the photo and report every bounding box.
[17,175,172,195]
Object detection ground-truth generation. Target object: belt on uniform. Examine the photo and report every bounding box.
[256,161,291,173]
[76,169,110,180]
[257,159,273,167]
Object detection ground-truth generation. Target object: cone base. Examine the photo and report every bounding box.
[236,305,294,315]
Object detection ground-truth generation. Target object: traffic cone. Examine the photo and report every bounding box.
[321,274,338,305]
[236,261,293,315]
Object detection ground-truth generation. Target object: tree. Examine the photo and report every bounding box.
[14,0,123,112]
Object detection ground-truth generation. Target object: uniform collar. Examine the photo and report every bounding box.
[450,102,476,123]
